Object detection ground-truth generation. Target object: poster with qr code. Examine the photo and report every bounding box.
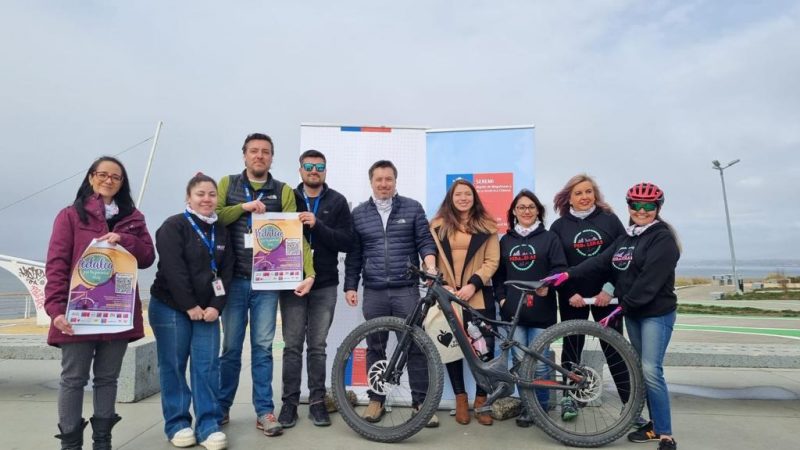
[66,239,138,335]
[251,212,305,290]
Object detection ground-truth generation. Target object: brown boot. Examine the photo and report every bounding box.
[473,395,493,426]
[455,393,470,424]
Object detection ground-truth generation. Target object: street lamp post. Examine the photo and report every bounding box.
[711,159,742,295]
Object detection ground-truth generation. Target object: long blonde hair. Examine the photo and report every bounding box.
[553,173,613,217]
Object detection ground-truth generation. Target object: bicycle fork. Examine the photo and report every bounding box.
[379,291,433,386]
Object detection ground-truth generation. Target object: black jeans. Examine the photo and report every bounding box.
[362,286,429,407]
[280,285,338,404]
[558,299,631,403]
[446,307,494,396]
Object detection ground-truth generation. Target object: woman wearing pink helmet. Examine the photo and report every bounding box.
[546,182,680,450]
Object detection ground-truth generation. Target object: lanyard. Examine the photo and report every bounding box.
[184,211,217,275]
[303,191,320,245]
[243,182,264,231]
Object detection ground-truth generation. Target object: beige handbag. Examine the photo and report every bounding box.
[422,302,465,363]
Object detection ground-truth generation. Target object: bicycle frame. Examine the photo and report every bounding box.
[381,275,586,403]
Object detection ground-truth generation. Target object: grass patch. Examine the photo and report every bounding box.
[725,291,800,300]
[675,277,710,287]
[678,303,800,317]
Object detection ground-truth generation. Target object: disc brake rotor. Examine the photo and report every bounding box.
[568,366,603,403]
[368,360,391,396]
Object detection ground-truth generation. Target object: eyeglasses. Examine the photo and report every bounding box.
[514,205,537,212]
[628,201,658,212]
[302,162,326,172]
[93,172,123,183]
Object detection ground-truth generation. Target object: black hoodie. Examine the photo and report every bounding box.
[293,183,354,290]
[569,221,679,318]
[550,208,626,299]
[492,224,568,328]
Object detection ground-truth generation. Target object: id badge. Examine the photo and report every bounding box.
[212,278,226,296]
[243,233,253,249]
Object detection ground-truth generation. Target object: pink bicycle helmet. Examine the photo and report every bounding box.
[626,182,664,205]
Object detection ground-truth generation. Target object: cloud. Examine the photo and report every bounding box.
[0,0,798,264]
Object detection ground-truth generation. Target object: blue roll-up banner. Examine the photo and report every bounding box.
[426,126,536,233]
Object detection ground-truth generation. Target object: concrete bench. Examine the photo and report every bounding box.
[586,343,800,370]
[0,335,159,402]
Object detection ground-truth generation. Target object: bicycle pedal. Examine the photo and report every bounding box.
[475,405,493,414]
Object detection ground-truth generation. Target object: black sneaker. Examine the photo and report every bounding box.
[658,438,677,450]
[308,402,331,427]
[515,410,534,428]
[628,421,659,443]
[278,403,298,429]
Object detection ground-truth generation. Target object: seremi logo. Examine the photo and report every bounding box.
[573,229,604,257]
[612,246,635,271]
[509,244,536,271]
[78,253,114,286]
[256,224,284,251]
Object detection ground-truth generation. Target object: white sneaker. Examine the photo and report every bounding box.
[170,427,196,447]
[199,431,228,450]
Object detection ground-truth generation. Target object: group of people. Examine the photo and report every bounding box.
[44,132,680,450]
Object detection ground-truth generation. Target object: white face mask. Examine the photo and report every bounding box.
[185,206,218,225]
[514,221,541,237]
[570,205,596,219]
[625,220,659,237]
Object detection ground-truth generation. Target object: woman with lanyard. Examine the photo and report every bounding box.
[149,173,234,450]
[45,156,155,450]
[549,174,633,422]
[429,179,499,426]
[491,189,567,428]
[546,182,681,450]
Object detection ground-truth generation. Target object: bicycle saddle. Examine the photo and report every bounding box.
[504,280,544,291]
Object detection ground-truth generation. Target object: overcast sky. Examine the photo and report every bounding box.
[1,0,799,266]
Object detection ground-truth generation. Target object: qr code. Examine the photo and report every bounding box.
[115,273,134,294]
[285,238,301,256]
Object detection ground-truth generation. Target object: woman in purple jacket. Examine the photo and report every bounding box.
[45,156,155,450]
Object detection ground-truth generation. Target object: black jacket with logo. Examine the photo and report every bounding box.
[568,221,679,318]
[550,209,626,299]
[150,213,234,312]
[492,224,567,328]
[293,183,354,290]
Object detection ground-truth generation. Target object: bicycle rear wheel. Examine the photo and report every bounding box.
[519,320,645,447]
[331,316,444,443]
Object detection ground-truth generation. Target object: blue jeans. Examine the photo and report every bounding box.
[625,311,676,436]
[362,286,429,406]
[511,326,550,409]
[218,277,279,416]
[279,285,338,404]
[149,297,221,442]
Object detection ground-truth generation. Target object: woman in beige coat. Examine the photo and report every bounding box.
[430,179,499,425]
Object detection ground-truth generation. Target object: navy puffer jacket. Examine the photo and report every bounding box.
[344,195,436,290]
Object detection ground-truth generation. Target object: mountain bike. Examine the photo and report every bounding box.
[331,265,644,447]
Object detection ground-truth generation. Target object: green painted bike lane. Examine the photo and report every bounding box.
[674,323,800,340]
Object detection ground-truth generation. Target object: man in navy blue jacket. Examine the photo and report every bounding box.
[344,160,437,426]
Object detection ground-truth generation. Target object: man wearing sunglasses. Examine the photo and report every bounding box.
[278,149,354,429]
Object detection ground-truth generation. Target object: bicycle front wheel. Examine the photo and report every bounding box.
[519,320,645,447]
[331,316,444,443]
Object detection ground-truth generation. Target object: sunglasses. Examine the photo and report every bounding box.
[628,201,658,212]
[302,162,326,172]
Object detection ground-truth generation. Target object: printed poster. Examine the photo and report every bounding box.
[66,239,137,335]
[251,212,304,290]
